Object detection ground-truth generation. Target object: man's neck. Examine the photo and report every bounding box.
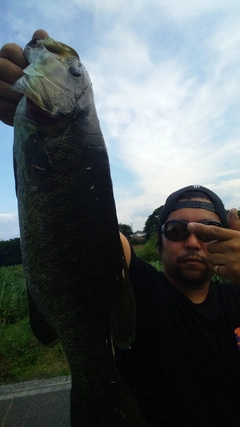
[178,285,210,303]
[163,271,210,303]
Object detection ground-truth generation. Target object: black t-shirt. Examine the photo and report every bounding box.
[115,248,240,426]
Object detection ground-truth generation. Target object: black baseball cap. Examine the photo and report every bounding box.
[158,185,228,232]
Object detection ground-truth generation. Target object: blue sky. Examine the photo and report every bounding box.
[1,0,240,239]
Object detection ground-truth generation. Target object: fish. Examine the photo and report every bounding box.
[12,37,146,426]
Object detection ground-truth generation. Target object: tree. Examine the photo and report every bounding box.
[143,206,164,239]
[0,238,22,267]
[118,223,133,239]
[135,234,159,263]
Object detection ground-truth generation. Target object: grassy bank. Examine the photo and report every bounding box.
[0,265,69,385]
[0,317,69,384]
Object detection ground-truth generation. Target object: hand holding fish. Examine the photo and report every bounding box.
[188,208,240,284]
[0,30,48,126]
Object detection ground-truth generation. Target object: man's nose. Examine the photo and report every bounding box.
[184,232,202,249]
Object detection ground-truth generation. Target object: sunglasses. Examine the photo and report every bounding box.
[161,220,223,242]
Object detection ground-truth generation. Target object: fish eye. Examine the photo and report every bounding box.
[69,65,81,77]
[29,38,40,47]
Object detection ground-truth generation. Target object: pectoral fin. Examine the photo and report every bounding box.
[27,288,59,346]
[109,251,136,349]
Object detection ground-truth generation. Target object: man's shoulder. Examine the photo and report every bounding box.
[210,279,240,304]
[129,247,163,281]
[128,247,167,299]
[211,278,240,292]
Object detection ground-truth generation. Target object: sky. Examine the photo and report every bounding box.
[1,0,240,240]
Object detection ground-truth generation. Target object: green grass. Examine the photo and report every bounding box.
[0,317,69,385]
[0,265,69,385]
[0,265,28,325]
[134,235,160,263]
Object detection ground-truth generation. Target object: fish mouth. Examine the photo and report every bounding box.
[13,36,84,119]
[26,37,79,59]
[25,98,62,125]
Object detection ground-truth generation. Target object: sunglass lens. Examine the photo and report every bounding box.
[164,221,188,241]
[163,220,223,242]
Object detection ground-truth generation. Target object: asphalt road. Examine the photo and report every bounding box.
[0,376,71,427]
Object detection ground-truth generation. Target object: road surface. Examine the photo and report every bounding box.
[0,376,71,426]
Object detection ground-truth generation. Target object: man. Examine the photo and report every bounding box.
[1,31,240,426]
[117,185,240,426]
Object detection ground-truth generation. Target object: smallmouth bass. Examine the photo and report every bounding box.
[13,37,146,426]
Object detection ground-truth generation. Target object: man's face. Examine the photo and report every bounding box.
[160,203,221,289]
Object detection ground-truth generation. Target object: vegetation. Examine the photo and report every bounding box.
[0,265,69,385]
[0,238,22,267]
[118,223,133,239]
[0,265,27,325]
[143,206,164,239]
[0,317,69,384]
[148,260,163,271]
[135,234,160,263]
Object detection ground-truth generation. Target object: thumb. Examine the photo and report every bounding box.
[32,30,49,39]
[227,208,240,231]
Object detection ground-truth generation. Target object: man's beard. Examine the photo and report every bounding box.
[168,253,212,288]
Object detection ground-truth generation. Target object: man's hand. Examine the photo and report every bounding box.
[188,208,240,284]
[0,30,49,126]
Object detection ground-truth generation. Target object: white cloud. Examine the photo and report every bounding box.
[80,7,240,229]
[0,214,19,241]
[69,0,239,21]
[161,0,239,20]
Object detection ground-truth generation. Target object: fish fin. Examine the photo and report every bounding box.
[13,156,18,196]
[27,139,53,191]
[110,251,136,349]
[27,288,59,346]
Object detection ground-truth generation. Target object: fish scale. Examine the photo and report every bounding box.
[12,37,146,426]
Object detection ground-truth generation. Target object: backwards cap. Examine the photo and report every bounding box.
[158,185,228,230]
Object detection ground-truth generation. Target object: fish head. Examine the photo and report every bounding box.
[13,37,93,120]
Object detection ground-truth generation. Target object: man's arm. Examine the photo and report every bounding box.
[0,30,48,126]
[120,232,132,268]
